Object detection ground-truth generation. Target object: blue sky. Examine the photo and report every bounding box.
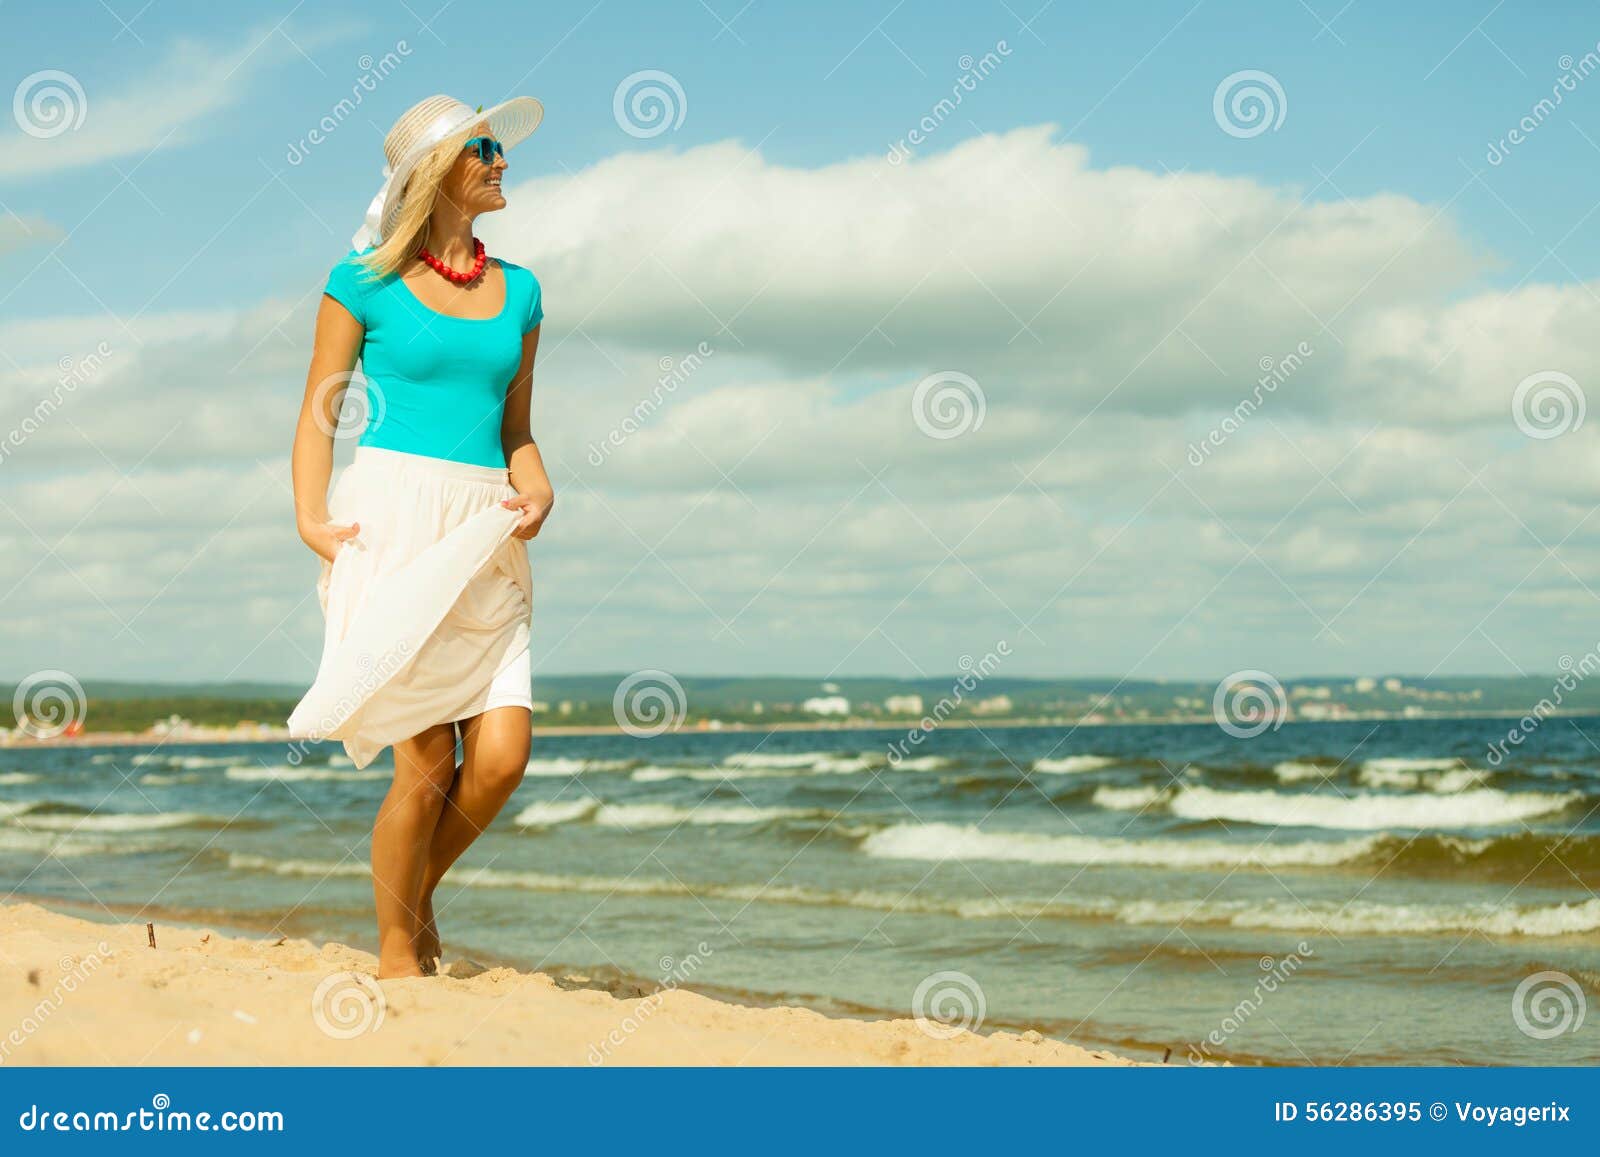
[4,0,1600,685]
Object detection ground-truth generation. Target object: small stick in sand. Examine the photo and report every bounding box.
[1162,1046,1172,1064]
[146,923,156,949]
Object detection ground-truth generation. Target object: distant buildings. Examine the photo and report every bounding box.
[972,694,1013,715]
[883,694,924,715]
[802,695,850,716]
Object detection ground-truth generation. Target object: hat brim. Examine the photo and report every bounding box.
[373,96,544,245]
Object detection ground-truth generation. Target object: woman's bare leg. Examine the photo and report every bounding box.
[372,721,458,978]
[415,706,530,967]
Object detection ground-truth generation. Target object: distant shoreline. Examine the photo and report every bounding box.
[2,706,1589,751]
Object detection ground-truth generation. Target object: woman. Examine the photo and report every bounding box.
[288,94,552,979]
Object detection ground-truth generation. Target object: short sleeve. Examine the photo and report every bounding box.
[323,251,372,326]
[524,270,544,333]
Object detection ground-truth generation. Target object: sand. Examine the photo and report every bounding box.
[0,904,1133,1066]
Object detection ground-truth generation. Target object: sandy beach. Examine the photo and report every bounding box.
[0,904,1132,1066]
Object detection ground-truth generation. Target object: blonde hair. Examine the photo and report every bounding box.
[357,135,463,279]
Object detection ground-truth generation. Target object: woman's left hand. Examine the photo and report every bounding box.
[501,490,553,541]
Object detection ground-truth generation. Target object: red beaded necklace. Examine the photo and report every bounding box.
[418,237,488,285]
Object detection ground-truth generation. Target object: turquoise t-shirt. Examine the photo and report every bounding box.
[322,250,544,468]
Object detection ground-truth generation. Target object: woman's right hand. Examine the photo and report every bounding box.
[299,518,361,564]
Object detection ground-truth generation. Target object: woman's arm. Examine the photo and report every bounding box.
[501,325,554,541]
[291,296,366,562]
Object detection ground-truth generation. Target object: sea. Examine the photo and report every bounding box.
[3,714,1598,1066]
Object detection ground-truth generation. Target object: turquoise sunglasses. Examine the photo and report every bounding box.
[463,136,505,164]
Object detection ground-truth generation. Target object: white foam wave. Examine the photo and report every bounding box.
[223,852,1600,938]
[1032,755,1115,774]
[513,800,600,827]
[1357,766,1489,793]
[722,751,839,768]
[173,755,242,769]
[0,772,40,785]
[1273,761,1334,783]
[0,801,40,819]
[225,765,386,782]
[1147,784,1579,831]
[523,757,634,777]
[19,811,214,832]
[1362,757,1464,774]
[1091,786,1165,811]
[860,822,1380,868]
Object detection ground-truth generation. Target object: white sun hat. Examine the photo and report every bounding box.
[352,93,544,251]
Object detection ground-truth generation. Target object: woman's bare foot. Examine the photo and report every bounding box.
[415,895,441,976]
[377,953,426,979]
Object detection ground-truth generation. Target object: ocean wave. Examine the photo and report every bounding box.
[0,827,158,857]
[1097,784,1581,831]
[1361,757,1464,774]
[513,800,827,830]
[1091,786,1166,811]
[0,801,40,820]
[1115,896,1600,939]
[138,772,202,785]
[222,852,1600,939]
[860,822,1381,868]
[1356,766,1488,793]
[173,755,245,769]
[225,765,386,782]
[0,772,40,785]
[1273,761,1335,783]
[523,757,635,777]
[1032,755,1115,774]
[17,811,218,832]
[722,751,842,769]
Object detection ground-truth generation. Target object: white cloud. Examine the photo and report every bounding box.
[3,128,1599,682]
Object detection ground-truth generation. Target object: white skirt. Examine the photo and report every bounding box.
[287,447,533,768]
